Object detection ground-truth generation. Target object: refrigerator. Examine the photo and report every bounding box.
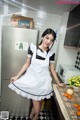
[1,26,39,118]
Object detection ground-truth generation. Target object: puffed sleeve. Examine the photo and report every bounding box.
[49,53,55,63]
[27,46,33,58]
[27,43,36,58]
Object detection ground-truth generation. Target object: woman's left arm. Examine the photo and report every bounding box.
[50,63,65,87]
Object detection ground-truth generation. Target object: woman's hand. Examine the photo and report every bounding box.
[58,82,66,87]
[10,76,18,83]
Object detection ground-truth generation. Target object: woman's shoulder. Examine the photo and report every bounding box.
[48,49,55,57]
[30,43,36,52]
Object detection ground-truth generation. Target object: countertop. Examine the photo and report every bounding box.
[52,84,80,120]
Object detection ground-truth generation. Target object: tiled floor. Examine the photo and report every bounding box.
[0,97,58,120]
[8,109,55,120]
[38,109,51,120]
[1,81,58,120]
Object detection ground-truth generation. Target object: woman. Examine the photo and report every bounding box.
[8,28,65,120]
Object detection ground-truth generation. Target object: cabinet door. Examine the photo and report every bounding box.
[64,26,80,47]
[64,5,80,48]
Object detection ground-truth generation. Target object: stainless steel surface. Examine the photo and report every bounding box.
[1,80,31,117]
[1,26,39,116]
[1,26,39,79]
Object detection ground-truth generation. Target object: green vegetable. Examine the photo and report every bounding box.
[68,76,80,87]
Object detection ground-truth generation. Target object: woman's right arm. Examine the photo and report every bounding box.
[10,56,31,82]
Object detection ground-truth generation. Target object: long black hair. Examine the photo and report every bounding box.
[38,28,56,50]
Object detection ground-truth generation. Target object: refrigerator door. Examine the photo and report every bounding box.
[1,26,39,116]
[1,79,31,117]
[1,26,39,80]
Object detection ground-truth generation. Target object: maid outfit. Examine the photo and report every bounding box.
[8,43,55,100]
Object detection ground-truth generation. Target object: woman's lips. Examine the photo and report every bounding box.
[45,43,49,47]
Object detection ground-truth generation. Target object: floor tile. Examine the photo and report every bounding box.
[8,109,55,120]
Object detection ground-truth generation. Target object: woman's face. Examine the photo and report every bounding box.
[42,34,54,48]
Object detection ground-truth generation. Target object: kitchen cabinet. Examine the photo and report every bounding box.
[64,5,80,48]
[52,84,80,120]
[50,95,65,120]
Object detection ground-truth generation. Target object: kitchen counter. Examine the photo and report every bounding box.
[52,84,80,120]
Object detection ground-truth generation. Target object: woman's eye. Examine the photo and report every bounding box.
[46,37,49,39]
[45,36,53,42]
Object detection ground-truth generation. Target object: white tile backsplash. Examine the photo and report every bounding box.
[75,50,80,70]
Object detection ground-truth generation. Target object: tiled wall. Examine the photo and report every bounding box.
[75,50,80,70]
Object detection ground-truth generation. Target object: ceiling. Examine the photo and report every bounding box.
[0,0,78,16]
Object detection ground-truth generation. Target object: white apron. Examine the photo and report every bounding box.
[8,44,53,100]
